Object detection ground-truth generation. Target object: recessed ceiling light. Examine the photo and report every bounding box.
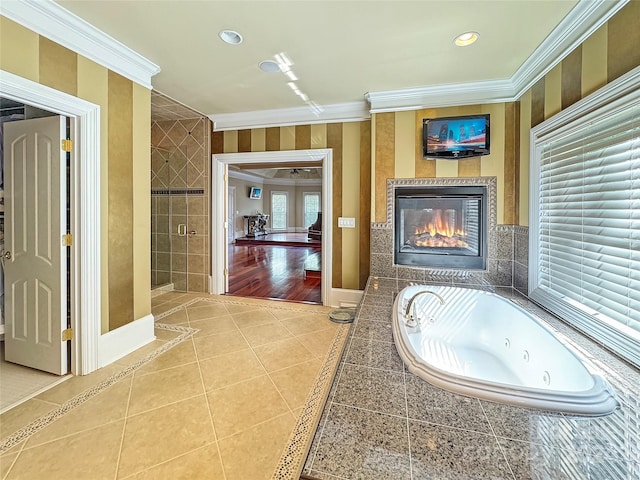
[219,30,243,45]
[454,31,479,47]
[259,60,281,73]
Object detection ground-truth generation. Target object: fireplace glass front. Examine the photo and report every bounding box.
[394,186,486,269]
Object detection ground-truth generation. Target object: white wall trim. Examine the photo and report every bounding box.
[211,102,369,131]
[0,69,101,375]
[329,288,364,309]
[228,169,322,187]
[365,78,515,113]
[212,149,333,305]
[364,0,626,113]
[511,0,628,99]
[98,314,155,368]
[0,0,160,88]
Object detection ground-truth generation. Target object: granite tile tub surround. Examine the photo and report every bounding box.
[303,277,640,480]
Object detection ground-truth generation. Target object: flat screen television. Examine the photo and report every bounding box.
[249,186,262,199]
[423,114,490,159]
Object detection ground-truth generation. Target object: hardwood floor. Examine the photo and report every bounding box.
[227,243,322,304]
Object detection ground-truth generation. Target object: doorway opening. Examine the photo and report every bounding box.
[0,98,74,412]
[1,69,103,399]
[211,149,333,306]
[227,167,323,303]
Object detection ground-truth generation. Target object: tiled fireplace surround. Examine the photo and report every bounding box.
[370,176,528,293]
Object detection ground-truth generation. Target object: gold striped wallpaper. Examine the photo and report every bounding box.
[0,16,151,332]
[519,0,640,226]
[371,103,516,225]
[212,122,372,290]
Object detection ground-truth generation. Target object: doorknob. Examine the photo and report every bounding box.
[3,251,11,260]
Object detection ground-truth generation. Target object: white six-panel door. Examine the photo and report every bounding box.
[4,116,68,375]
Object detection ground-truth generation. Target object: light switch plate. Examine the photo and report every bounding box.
[338,217,356,228]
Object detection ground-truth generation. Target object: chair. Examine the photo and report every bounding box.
[308,212,322,241]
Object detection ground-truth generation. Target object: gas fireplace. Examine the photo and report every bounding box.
[394,186,487,269]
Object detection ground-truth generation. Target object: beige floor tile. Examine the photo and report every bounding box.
[269,359,323,410]
[296,327,340,358]
[241,322,294,347]
[0,451,19,478]
[280,312,336,336]
[207,375,289,439]
[153,328,180,342]
[193,330,250,360]
[128,363,204,416]
[189,314,239,337]
[224,303,263,315]
[26,376,132,448]
[0,399,58,441]
[156,308,189,325]
[0,440,25,457]
[232,309,279,330]
[135,339,197,376]
[151,292,192,305]
[35,363,124,405]
[268,308,308,321]
[253,337,315,372]
[199,349,266,392]
[151,301,187,317]
[186,303,230,321]
[125,443,225,479]
[6,420,124,480]
[113,339,168,368]
[118,395,215,478]
[218,412,296,480]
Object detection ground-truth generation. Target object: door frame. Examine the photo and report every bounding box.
[1,69,101,375]
[227,185,236,244]
[211,149,332,305]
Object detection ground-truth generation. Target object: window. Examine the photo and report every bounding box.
[271,192,288,230]
[530,70,640,368]
[303,192,321,227]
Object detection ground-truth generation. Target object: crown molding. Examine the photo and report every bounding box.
[365,78,514,113]
[264,178,322,187]
[365,0,627,112]
[0,0,160,88]
[210,101,370,131]
[228,168,322,187]
[511,0,629,99]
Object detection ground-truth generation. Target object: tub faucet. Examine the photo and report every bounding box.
[404,290,446,328]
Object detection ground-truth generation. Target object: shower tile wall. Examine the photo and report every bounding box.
[151,117,210,292]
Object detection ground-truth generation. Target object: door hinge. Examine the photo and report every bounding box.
[62,233,73,246]
[224,268,228,276]
[62,139,73,152]
[62,328,74,341]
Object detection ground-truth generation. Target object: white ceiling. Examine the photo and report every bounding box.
[55,0,584,122]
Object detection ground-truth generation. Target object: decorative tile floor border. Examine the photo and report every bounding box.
[272,321,351,480]
[0,296,335,455]
[0,310,198,454]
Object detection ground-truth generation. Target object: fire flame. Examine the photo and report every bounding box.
[412,210,468,248]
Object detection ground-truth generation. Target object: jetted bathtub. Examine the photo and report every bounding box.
[392,285,619,416]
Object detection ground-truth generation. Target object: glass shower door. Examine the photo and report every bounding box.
[151,146,189,290]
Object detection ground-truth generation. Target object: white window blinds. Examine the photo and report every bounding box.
[530,73,640,368]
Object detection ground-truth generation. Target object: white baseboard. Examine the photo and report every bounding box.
[98,313,155,368]
[328,288,363,308]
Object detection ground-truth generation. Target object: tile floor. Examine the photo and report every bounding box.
[0,293,340,479]
[303,278,640,480]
